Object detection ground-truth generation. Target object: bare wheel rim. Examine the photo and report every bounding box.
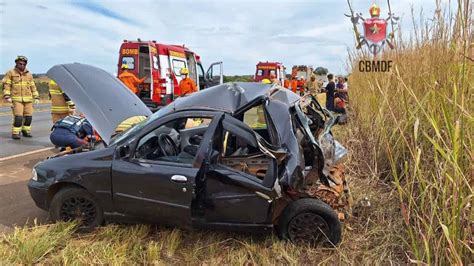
[288,212,330,244]
[59,196,97,225]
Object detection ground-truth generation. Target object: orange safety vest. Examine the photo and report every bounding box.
[118,72,145,94]
[290,80,298,93]
[179,77,197,96]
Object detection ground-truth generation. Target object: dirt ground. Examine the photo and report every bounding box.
[0,150,55,232]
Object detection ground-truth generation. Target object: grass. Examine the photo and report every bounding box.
[348,0,473,263]
[0,128,406,264]
[0,1,471,264]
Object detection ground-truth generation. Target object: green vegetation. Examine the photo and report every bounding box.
[223,75,254,82]
[314,67,329,76]
[348,0,472,263]
[0,1,471,264]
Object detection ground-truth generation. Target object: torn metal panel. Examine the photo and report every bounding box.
[303,164,351,220]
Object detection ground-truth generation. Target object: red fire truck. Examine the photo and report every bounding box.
[117,39,223,108]
[254,61,286,84]
[291,65,314,80]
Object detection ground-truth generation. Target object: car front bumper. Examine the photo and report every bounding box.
[27,179,49,211]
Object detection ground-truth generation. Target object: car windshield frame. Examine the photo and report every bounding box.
[109,116,154,145]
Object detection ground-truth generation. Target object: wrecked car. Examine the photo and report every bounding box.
[28,63,349,246]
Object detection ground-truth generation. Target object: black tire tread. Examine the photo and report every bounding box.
[278,198,342,246]
[49,187,104,229]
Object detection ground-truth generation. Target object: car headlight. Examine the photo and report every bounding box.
[31,168,38,181]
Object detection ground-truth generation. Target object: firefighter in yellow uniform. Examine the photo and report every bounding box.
[2,56,40,139]
[49,80,75,123]
[304,74,320,97]
[114,115,147,133]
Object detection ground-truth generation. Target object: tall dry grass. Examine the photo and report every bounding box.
[348,0,473,263]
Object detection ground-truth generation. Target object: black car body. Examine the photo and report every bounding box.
[28,63,349,245]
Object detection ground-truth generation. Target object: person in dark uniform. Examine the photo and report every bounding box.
[325,74,336,111]
[50,115,94,149]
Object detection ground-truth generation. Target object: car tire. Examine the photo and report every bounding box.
[49,187,104,229]
[278,198,342,246]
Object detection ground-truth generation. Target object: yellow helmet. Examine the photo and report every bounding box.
[121,64,129,69]
[261,79,271,84]
[180,67,189,75]
[15,55,28,63]
[49,80,57,85]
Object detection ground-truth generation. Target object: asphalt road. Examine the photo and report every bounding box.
[0,104,54,158]
[0,150,54,233]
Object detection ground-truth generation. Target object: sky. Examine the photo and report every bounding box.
[0,0,451,75]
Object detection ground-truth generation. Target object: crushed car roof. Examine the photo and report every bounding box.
[47,63,152,144]
[155,82,301,116]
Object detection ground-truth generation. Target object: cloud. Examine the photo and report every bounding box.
[0,0,449,75]
[71,0,142,26]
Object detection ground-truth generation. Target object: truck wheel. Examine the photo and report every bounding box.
[278,198,342,246]
[49,187,104,229]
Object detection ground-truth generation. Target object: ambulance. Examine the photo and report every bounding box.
[117,39,223,108]
[254,61,286,84]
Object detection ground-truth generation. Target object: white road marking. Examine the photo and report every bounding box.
[0,147,54,162]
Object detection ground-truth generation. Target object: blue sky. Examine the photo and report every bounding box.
[0,0,450,75]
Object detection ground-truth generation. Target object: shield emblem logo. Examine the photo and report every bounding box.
[363,18,388,43]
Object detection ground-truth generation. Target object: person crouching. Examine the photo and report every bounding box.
[50,115,94,149]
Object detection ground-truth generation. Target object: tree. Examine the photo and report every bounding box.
[314,67,328,76]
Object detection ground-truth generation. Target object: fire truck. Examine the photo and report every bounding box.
[291,65,314,80]
[117,39,223,108]
[254,61,286,84]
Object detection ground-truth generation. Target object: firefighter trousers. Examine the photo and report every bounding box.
[11,102,33,135]
[51,113,69,124]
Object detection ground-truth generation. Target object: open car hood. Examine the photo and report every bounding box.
[47,63,152,145]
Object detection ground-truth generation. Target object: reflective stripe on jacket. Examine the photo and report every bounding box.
[49,80,72,114]
[2,68,39,102]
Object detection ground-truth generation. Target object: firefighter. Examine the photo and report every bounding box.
[50,115,95,149]
[49,80,75,123]
[269,74,280,85]
[115,115,147,133]
[2,56,40,139]
[297,76,306,96]
[283,79,290,89]
[178,68,197,96]
[304,74,319,97]
[290,76,298,93]
[118,64,146,95]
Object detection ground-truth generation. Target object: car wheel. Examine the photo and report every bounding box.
[49,187,104,229]
[278,198,342,246]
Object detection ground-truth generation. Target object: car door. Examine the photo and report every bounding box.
[110,114,222,227]
[201,115,276,225]
[205,62,223,88]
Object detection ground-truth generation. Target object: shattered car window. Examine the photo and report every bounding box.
[135,116,211,164]
[243,106,267,129]
[219,117,275,183]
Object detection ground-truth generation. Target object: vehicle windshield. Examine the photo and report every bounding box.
[109,116,153,145]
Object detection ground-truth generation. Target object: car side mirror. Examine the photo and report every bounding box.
[118,145,130,159]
